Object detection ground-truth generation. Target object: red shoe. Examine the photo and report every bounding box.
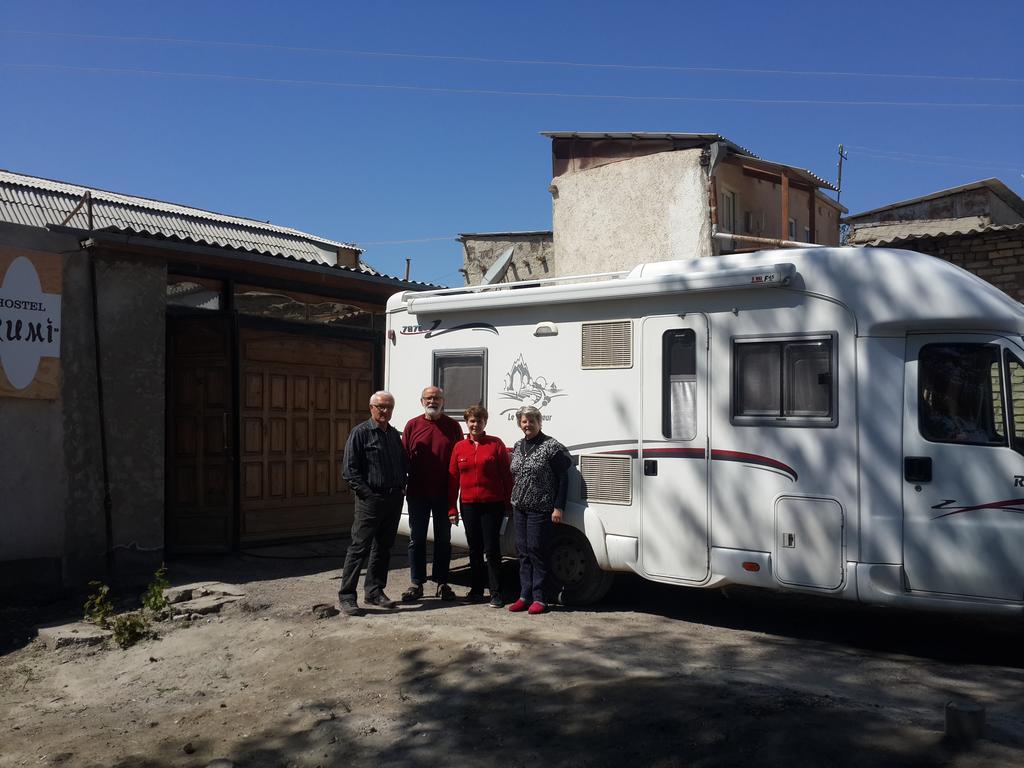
[507,598,529,612]
[527,601,548,615]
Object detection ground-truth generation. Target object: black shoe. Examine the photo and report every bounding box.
[465,590,485,603]
[365,593,397,609]
[339,600,364,617]
[488,595,505,609]
[437,584,456,602]
[402,584,423,603]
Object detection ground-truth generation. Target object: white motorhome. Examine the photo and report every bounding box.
[385,247,1024,615]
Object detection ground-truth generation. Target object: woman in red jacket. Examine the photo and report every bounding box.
[448,405,513,607]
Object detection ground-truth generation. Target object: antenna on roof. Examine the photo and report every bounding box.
[481,246,515,285]
[836,144,848,203]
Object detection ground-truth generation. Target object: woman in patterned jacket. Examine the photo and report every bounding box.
[507,405,571,615]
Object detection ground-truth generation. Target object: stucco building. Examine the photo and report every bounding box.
[0,169,428,595]
[458,132,845,284]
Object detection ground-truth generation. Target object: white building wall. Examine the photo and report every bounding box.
[551,149,712,277]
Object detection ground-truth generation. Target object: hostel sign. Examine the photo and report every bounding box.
[0,249,62,399]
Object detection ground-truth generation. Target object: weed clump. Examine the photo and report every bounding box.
[141,565,170,613]
[83,581,115,628]
[81,566,172,649]
[111,612,152,649]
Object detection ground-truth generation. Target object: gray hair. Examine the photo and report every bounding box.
[369,390,395,406]
[515,405,542,423]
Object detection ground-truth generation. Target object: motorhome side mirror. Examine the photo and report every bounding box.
[904,456,932,483]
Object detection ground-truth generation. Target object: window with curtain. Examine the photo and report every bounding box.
[663,329,696,440]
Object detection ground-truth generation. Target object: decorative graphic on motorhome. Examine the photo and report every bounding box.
[399,318,498,337]
[500,353,566,409]
[930,498,1024,520]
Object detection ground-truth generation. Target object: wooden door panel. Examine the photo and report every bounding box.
[243,419,262,454]
[270,375,287,410]
[238,328,372,542]
[166,317,233,553]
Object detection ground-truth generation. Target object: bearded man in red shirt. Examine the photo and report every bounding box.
[401,386,465,603]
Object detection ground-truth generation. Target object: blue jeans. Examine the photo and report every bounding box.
[407,496,451,586]
[514,506,552,603]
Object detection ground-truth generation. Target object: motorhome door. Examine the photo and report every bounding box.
[640,314,710,582]
[903,334,1024,601]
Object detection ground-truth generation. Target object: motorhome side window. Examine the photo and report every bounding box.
[433,350,486,417]
[733,336,834,424]
[918,344,1006,447]
[663,330,696,439]
[1005,351,1024,452]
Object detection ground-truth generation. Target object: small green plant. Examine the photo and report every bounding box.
[111,612,151,649]
[141,565,170,613]
[83,581,115,628]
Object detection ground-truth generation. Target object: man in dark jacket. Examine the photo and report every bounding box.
[338,390,407,616]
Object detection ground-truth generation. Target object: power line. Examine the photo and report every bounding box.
[844,144,1022,171]
[5,29,1024,85]
[6,63,1024,109]
[359,236,455,245]
[847,150,1023,174]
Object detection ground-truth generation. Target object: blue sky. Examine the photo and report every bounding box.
[2,1,1022,286]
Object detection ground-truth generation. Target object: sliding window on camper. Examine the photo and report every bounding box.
[731,334,837,427]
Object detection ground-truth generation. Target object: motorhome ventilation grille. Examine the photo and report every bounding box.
[579,454,632,505]
[581,320,633,369]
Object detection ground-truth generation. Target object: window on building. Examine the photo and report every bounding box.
[433,350,486,417]
[919,344,1005,446]
[804,226,812,243]
[733,336,835,425]
[662,329,696,440]
[788,219,797,240]
[233,284,375,328]
[167,275,223,310]
[720,190,737,233]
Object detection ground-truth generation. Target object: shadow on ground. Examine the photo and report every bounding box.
[105,619,1024,768]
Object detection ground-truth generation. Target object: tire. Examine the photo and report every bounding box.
[549,527,615,606]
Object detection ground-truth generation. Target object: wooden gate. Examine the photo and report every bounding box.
[238,327,373,542]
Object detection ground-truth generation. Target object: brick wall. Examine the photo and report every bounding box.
[458,233,554,286]
[894,228,1024,302]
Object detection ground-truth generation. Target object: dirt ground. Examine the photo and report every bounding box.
[2,540,1024,768]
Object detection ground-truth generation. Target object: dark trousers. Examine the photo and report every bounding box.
[407,496,452,585]
[514,507,553,603]
[339,491,403,602]
[462,502,504,596]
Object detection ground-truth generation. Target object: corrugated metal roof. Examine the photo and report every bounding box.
[848,220,1024,247]
[539,131,838,192]
[846,178,1024,222]
[457,230,552,239]
[541,131,761,159]
[0,169,373,270]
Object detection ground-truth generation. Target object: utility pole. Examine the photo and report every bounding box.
[836,144,848,203]
[404,258,411,281]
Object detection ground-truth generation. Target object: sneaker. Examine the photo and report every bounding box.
[507,598,529,613]
[437,584,456,602]
[465,590,486,603]
[365,593,397,609]
[401,584,423,603]
[339,600,364,617]
[527,601,548,615]
[488,595,505,609]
